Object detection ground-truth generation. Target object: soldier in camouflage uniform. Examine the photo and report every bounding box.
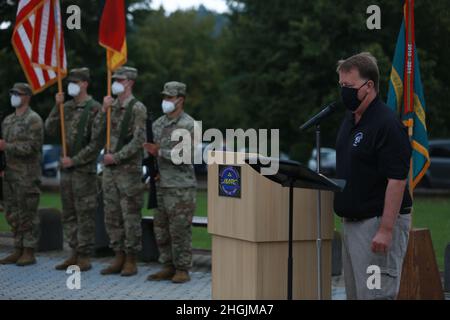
[0,83,43,266]
[100,66,147,277]
[45,68,103,272]
[145,82,198,284]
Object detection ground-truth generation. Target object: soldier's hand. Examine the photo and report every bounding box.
[102,96,114,112]
[143,143,160,156]
[103,153,117,166]
[55,93,65,105]
[0,139,5,151]
[61,157,74,169]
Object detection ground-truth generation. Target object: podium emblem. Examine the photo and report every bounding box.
[219,165,241,198]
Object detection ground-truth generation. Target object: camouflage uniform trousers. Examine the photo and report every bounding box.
[102,167,143,254]
[60,169,97,256]
[154,187,196,270]
[3,175,40,249]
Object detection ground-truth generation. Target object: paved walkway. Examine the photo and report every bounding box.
[0,234,346,300]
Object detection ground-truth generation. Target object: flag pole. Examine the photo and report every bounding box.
[53,0,67,158]
[405,0,415,199]
[106,50,112,153]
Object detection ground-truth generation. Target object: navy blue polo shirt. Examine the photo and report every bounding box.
[334,96,413,219]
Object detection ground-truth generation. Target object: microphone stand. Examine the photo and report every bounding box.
[299,101,337,300]
[315,124,323,300]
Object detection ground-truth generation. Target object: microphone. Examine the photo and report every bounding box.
[299,102,338,131]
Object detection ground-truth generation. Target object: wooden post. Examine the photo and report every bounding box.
[398,228,444,300]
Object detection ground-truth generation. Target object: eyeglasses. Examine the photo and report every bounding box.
[339,80,369,89]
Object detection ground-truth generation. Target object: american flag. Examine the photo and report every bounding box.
[11,0,67,94]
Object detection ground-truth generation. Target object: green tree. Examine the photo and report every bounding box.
[225,0,450,161]
[127,7,233,130]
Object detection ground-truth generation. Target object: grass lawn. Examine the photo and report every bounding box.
[142,191,210,250]
[0,191,211,251]
[1,191,448,270]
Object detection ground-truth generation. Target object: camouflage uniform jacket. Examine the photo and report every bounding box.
[153,111,197,188]
[45,96,103,173]
[104,95,147,172]
[2,107,44,181]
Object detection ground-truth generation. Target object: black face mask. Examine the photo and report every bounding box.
[340,81,368,112]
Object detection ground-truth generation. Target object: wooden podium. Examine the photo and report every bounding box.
[208,152,335,300]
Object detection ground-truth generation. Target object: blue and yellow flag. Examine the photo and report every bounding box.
[387,0,430,191]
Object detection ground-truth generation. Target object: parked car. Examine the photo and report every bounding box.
[419,139,450,188]
[307,148,336,177]
[41,144,61,178]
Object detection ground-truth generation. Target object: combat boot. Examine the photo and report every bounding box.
[16,248,36,266]
[0,248,22,265]
[77,255,92,272]
[121,253,138,277]
[172,270,191,283]
[55,251,77,270]
[100,251,125,275]
[147,265,176,281]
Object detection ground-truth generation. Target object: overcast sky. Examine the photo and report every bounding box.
[151,0,229,13]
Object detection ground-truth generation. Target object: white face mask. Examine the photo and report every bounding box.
[10,95,22,108]
[68,83,81,97]
[161,100,177,114]
[111,81,125,95]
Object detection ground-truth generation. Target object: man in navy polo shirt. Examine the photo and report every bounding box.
[334,52,412,300]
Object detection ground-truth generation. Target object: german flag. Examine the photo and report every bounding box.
[99,0,127,71]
